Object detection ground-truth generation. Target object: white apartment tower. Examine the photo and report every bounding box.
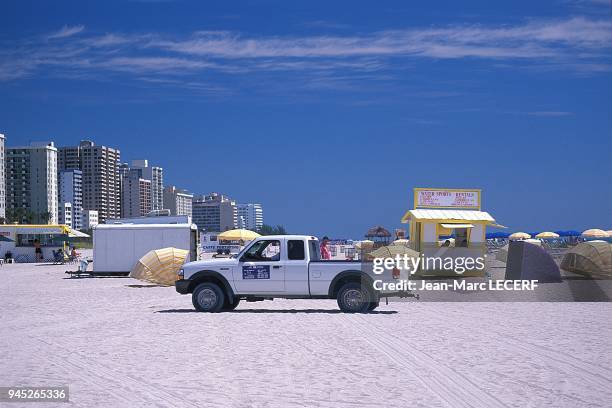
[131,160,163,211]
[237,203,264,232]
[163,185,193,217]
[58,140,121,222]
[6,141,58,224]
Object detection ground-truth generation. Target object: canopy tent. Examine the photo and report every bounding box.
[561,241,612,279]
[581,229,609,239]
[509,232,531,240]
[129,247,189,286]
[535,231,560,239]
[217,229,261,242]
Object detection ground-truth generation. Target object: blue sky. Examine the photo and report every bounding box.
[1,0,611,238]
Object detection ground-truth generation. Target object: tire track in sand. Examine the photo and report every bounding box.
[345,314,508,408]
[415,307,612,391]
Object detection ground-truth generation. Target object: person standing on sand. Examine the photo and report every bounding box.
[320,236,331,260]
[34,239,42,262]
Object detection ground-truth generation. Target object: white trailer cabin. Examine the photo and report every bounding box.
[93,223,198,273]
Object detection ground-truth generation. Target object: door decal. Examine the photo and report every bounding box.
[242,265,270,279]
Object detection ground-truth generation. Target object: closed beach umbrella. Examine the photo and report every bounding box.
[535,231,560,239]
[130,247,189,286]
[581,229,609,239]
[509,232,531,240]
[217,229,261,241]
[561,241,612,278]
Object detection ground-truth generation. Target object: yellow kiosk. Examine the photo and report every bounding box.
[401,188,504,276]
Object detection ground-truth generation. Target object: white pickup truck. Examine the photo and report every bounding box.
[175,235,415,313]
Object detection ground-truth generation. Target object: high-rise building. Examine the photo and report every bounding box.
[58,202,73,227]
[130,160,163,211]
[163,186,193,217]
[0,134,6,219]
[81,210,99,229]
[237,203,264,231]
[58,169,83,229]
[121,169,152,217]
[58,140,121,223]
[192,192,237,232]
[6,141,58,224]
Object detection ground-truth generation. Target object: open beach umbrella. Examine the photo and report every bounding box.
[129,247,189,286]
[217,229,261,241]
[509,232,531,240]
[368,245,419,259]
[581,229,609,239]
[535,231,560,239]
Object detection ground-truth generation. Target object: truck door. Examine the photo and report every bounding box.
[234,239,285,293]
[284,239,310,295]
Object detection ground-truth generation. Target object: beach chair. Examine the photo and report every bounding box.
[52,250,66,265]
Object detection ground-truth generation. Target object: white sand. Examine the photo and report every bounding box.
[1,262,611,407]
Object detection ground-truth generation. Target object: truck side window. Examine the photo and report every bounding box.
[241,240,281,262]
[288,240,305,260]
[309,240,321,261]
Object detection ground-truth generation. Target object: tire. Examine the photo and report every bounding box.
[223,297,241,311]
[367,301,379,312]
[192,283,225,313]
[337,282,371,313]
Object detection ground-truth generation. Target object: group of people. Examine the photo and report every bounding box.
[33,239,81,263]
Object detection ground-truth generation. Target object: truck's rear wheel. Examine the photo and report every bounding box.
[192,283,225,312]
[337,282,371,313]
[224,297,241,311]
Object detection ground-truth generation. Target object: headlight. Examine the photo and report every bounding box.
[176,269,185,281]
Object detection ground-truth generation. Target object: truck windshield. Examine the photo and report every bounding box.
[309,240,321,261]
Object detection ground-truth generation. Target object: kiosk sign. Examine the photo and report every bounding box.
[414,188,480,210]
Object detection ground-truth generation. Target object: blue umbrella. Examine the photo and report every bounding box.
[554,230,581,237]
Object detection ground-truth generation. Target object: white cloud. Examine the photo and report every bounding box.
[46,25,85,40]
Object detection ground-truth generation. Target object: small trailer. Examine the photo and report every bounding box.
[92,223,198,275]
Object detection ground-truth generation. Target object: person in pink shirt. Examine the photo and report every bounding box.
[320,236,331,260]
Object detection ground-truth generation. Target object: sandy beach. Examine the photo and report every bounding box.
[1,259,611,408]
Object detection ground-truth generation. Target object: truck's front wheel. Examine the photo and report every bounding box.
[337,282,371,313]
[192,283,225,312]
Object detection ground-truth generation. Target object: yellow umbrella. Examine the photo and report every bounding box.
[509,232,531,240]
[582,229,609,239]
[217,229,261,241]
[130,247,189,286]
[535,231,560,239]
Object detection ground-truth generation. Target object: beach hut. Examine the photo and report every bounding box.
[401,188,505,276]
[535,231,560,239]
[365,226,391,248]
[509,232,531,240]
[561,241,612,279]
[581,229,609,239]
